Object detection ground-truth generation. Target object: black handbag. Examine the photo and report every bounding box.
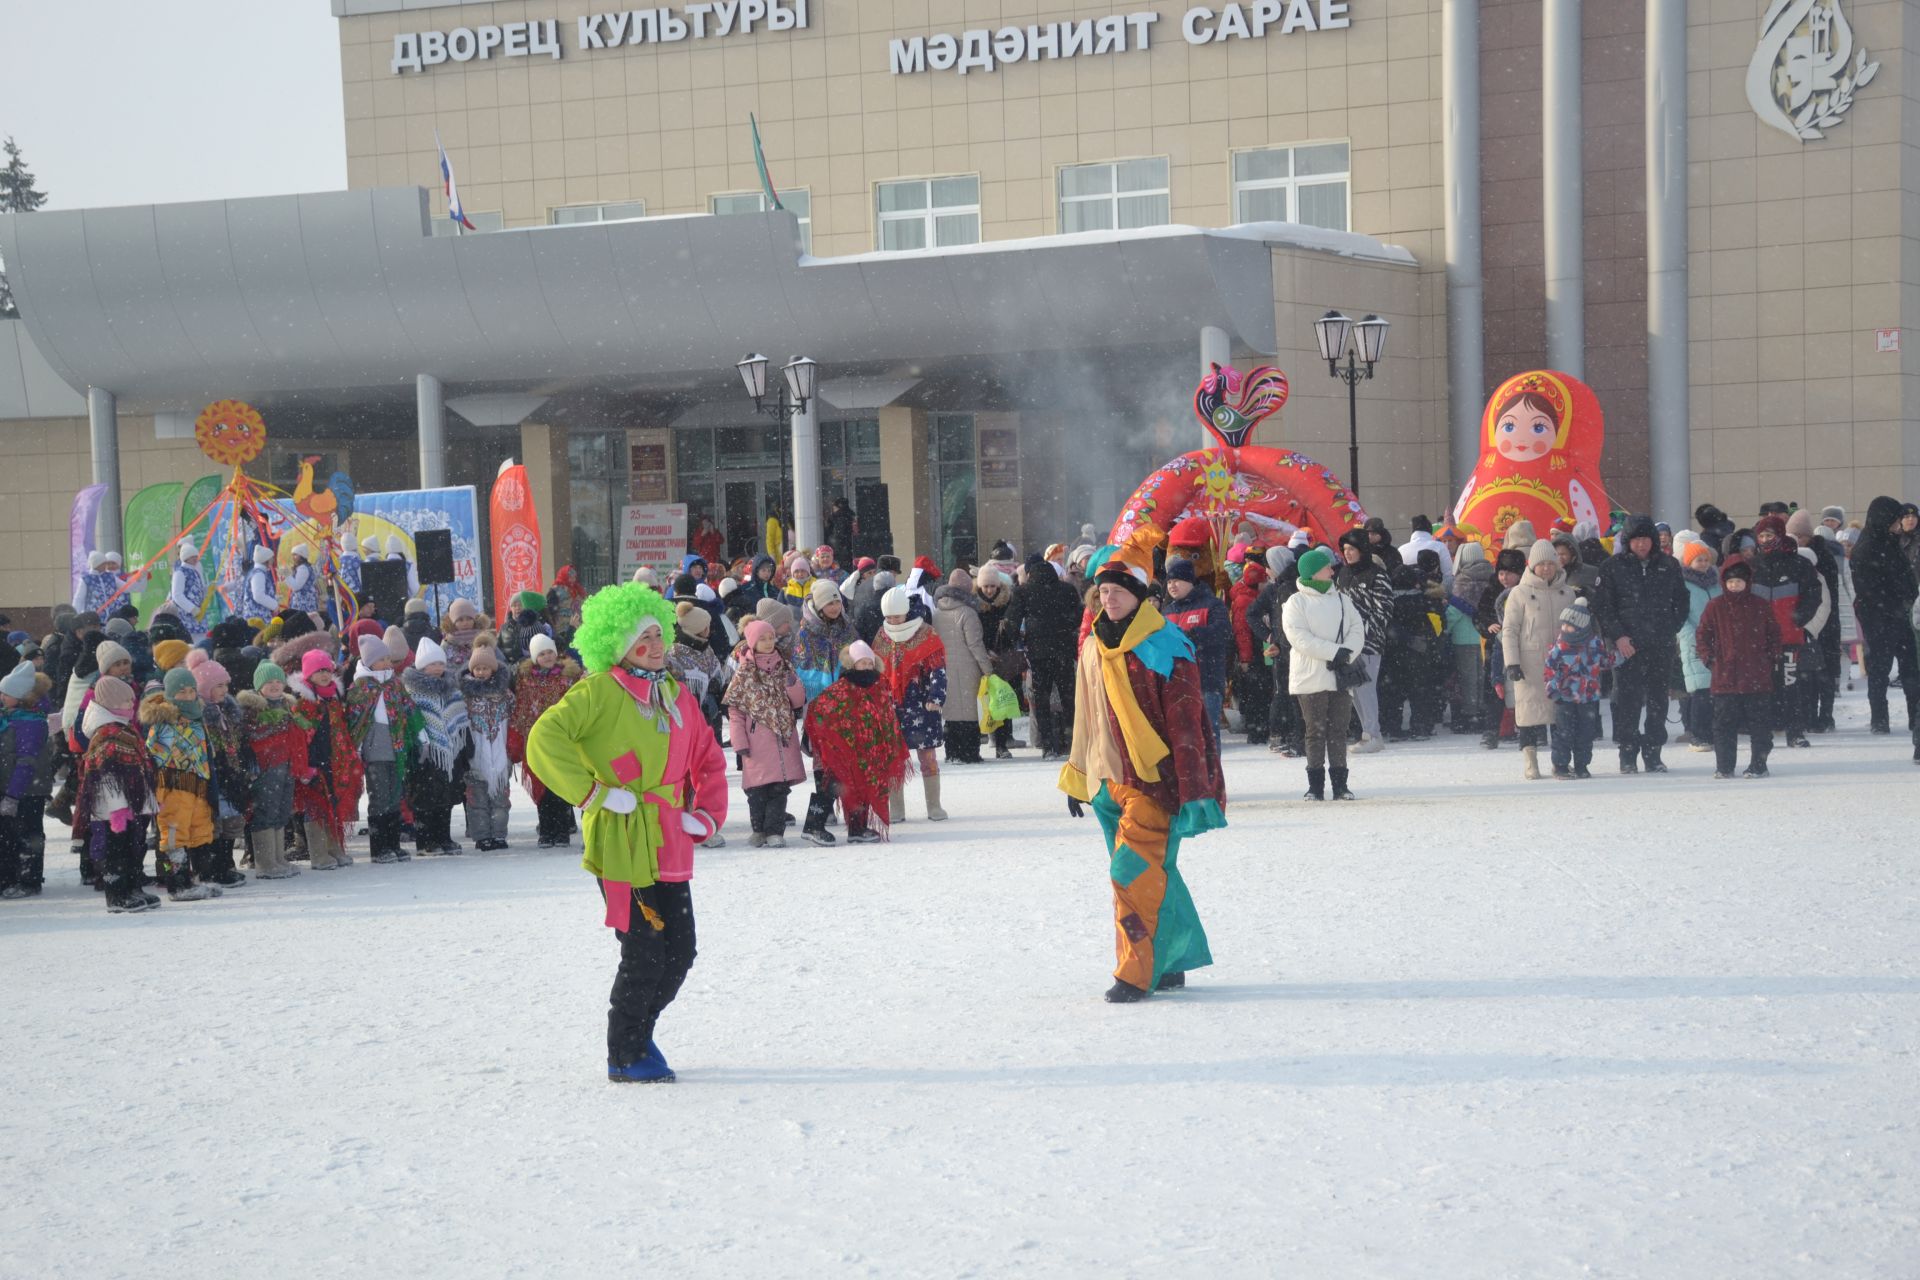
[1333,609,1371,691]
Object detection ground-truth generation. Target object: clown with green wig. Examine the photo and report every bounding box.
[525,582,729,1084]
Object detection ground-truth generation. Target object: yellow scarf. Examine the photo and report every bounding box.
[1059,602,1173,799]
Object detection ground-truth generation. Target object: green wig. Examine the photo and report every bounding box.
[574,582,678,675]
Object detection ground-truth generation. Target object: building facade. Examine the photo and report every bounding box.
[0,0,1913,619]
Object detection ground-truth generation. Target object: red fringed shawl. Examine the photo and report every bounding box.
[804,677,910,832]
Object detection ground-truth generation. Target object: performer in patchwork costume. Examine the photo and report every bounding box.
[525,582,728,1084]
[1059,530,1227,1003]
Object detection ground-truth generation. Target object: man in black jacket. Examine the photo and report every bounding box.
[1786,510,1842,731]
[1004,554,1083,758]
[1248,547,1303,755]
[1592,514,1690,772]
[1161,558,1232,745]
[1849,496,1919,739]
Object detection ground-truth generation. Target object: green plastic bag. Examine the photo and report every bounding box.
[979,674,1020,733]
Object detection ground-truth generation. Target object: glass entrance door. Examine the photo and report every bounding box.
[719,472,789,561]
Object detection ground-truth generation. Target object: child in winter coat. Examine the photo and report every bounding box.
[140,669,225,900]
[237,662,309,879]
[1694,556,1783,778]
[1677,541,1721,751]
[75,676,157,912]
[873,583,949,822]
[0,661,56,898]
[190,655,251,887]
[401,637,469,855]
[293,649,361,870]
[666,603,727,738]
[509,633,582,849]
[1541,597,1617,779]
[801,640,908,844]
[460,636,514,850]
[724,619,807,847]
[346,632,421,863]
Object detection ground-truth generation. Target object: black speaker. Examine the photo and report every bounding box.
[358,560,410,624]
[414,529,455,585]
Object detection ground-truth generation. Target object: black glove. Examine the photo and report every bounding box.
[1505,665,1524,684]
[1333,648,1354,667]
[1067,796,1085,819]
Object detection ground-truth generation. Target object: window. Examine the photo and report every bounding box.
[550,201,647,225]
[1232,143,1350,232]
[1058,159,1170,234]
[876,176,980,252]
[712,190,812,253]
[928,413,978,570]
[431,210,504,236]
[567,429,624,590]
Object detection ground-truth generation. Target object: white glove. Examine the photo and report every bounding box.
[417,731,429,745]
[679,811,709,837]
[598,787,638,815]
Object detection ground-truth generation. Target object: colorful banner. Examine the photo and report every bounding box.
[353,485,483,620]
[68,483,107,604]
[619,503,689,580]
[181,475,223,530]
[488,462,543,619]
[123,481,183,621]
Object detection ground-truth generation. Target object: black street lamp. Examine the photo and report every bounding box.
[735,354,818,553]
[1313,310,1389,496]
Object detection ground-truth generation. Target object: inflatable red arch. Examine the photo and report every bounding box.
[1108,363,1366,559]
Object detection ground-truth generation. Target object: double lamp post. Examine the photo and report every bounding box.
[1313,309,1389,498]
[734,352,819,557]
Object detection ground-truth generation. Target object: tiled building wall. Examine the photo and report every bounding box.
[1687,0,1915,518]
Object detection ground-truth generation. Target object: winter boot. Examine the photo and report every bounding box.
[1480,727,1500,749]
[1303,766,1326,800]
[1330,767,1356,800]
[1104,978,1150,1003]
[1522,745,1541,780]
[1618,745,1639,774]
[1552,764,1574,780]
[252,828,300,879]
[888,783,908,826]
[802,791,836,846]
[1642,746,1669,773]
[105,876,151,913]
[1156,972,1186,991]
[923,773,948,821]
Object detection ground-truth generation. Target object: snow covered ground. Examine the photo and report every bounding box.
[4,692,1918,1279]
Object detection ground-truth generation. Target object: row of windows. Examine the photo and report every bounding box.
[434,143,1349,252]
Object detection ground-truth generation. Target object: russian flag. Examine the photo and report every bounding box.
[436,131,476,231]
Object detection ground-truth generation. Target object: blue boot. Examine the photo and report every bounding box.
[607,1043,676,1084]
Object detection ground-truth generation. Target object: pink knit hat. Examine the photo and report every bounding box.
[743,619,775,650]
[191,660,230,700]
[301,649,336,681]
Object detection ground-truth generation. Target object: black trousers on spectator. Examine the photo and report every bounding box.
[1713,691,1773,773]
[1773,643,1810,736]
[1610,641,1673,752]
[0,798,46,892]
[536,790,574,843]
[1028,644,1075,755]
[1237,660,1272,741]
[1860,614,1919,730]
[603,879,696,1068]
[745,782,792,835]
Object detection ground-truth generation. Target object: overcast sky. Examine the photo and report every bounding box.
[0,1,346,210]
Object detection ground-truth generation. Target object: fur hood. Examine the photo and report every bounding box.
[138,690,181,727]
[270,629,336,673]
[234,690,268,713]
[459,663,513,699]
[515,657,582,681]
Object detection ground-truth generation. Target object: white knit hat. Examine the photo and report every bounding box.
[361,536,381,556]
[99,550,121,566]
[386,535,406,557]
[414,636,448,668]
[290,544,311,561]
[529,634,557,659]
[0,661,37,701]
[881,585,911,617]
[252,545,273,566]
[177,537,199,559]
[86,551,106,571]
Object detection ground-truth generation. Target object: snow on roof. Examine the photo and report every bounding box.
[812,221,1417,269]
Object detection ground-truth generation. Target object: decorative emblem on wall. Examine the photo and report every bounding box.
[1746,0,1878,141]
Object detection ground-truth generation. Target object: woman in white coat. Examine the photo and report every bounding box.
[1501,538,1577,779]
[1281,546,1366,801]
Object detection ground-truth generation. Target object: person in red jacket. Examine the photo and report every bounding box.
[1694,557,1782,779]
[1227,555,1270,744]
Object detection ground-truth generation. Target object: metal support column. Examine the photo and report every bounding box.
[1443,0,1486,492]
[88,387,123,554]
[1647,0,1690,526]
[1544,0,1585,378]
[417,373,447,490]
[791,393,822,554]
[1200,325,1232,446]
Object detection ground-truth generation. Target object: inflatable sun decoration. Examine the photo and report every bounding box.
[194,399,268,468]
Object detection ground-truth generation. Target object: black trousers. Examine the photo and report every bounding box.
[605,879,697,1067]
[944,721,982,763]
[1611,641,1673,752]
[535,790,573,843]
[95,818,146,890]
[1237,660,1272,741]
[746,782,792,834]
[1860,614,1919,729]
[1028,645,1075,755]
[1268,656,1303,747]
[0,798,45,891]
[1713,691,1773,773]
[1772,643,1810,736]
